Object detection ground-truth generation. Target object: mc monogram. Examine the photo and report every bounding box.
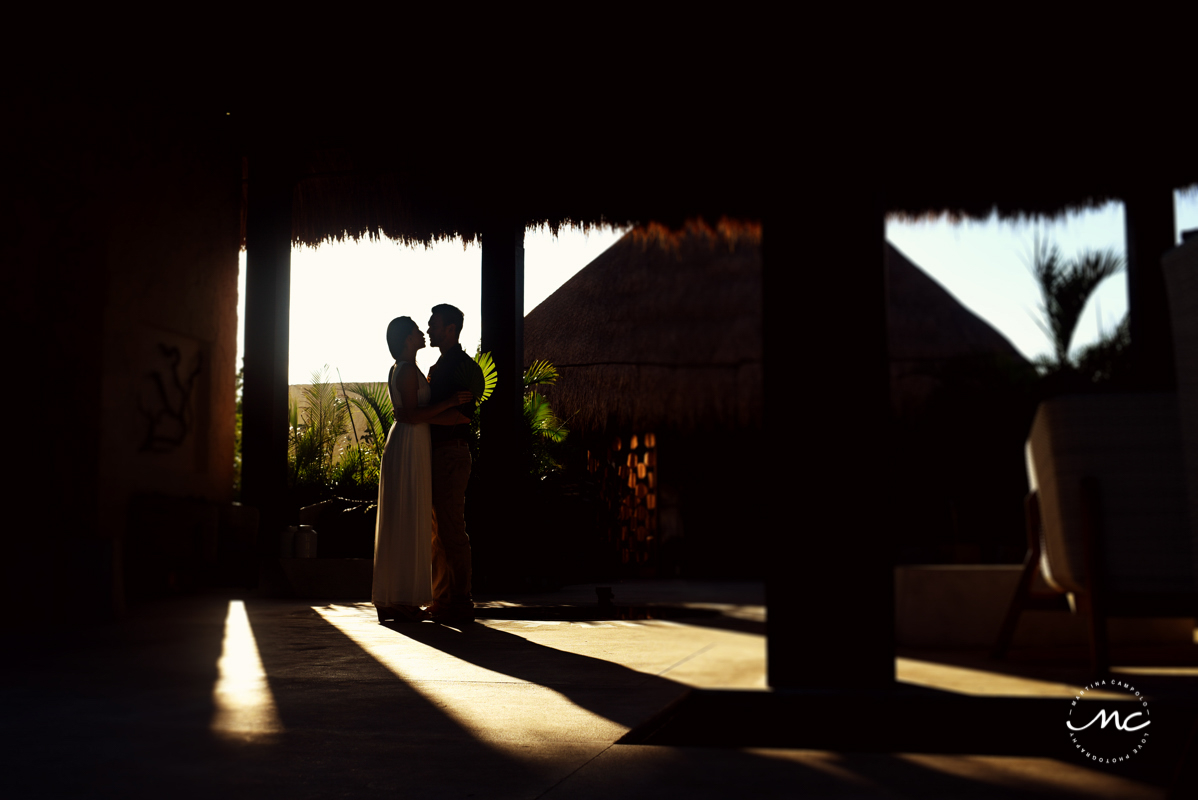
[1066,708,1151,733]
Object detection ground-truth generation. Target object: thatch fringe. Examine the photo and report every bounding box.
[237,136,1198,252]
[628,217,762,252]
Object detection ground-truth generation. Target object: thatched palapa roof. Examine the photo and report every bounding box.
[271,142,1197,251]
[524,221,764,434]
[886,244,1030,417]
[524,223,1030,433]
[235,115,1196,252]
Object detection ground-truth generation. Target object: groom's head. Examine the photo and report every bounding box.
[429,303,464,347]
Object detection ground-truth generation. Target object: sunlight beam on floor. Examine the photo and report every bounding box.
[210,600,283,741]
[896,657,1126,698]
[312,604,626,753]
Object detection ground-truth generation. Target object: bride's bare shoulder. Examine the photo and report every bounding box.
[396,360,429,389]
[397,361,428,379]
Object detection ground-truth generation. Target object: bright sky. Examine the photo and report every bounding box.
[236,190,1198,385]
[887,189,1198,363]
[237,226,628,385]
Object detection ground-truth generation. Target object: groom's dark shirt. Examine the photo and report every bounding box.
[429,343,481,444]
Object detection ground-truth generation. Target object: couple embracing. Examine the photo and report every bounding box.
[372,304,483,625]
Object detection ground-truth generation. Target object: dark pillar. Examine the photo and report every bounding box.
[477,218,525,586]
[765,189,894,690]
[1125,187,1177,391]
[241,156,293,576]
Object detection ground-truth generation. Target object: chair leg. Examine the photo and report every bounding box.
[1080,476,1110,676]
[991,491,1043,660]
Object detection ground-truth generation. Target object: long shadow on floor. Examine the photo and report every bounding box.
[900,645,1198,702]
[635,684,1193,789]
[247,602,544,797]
[382,616,688,729]
[0,595,548,799]
[379,615,1180,797]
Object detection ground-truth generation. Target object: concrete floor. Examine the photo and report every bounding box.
[3,579,1195,798]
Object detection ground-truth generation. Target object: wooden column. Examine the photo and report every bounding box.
[241,156,293,570]
[1125,187,1177,391]
[477,218,525,584]
[765,189,894,690]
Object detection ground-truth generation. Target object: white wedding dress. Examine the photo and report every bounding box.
[372,361,433,607]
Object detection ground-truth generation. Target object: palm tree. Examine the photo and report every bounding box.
[345,379,394,473]
[288,366,349,487]
[1028,232,1125,371]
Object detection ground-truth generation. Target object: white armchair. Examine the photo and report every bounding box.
[993,234,1198,673]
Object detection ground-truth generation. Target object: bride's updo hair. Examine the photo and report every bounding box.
[386,316,417,360]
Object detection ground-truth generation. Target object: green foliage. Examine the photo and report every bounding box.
[466,351,493,461]
[459,351,495,404]
[288,366,350,489]
[329,442,374,489]
[345,379,393,481]
[525,393,569,443]
[523,359,557,389]
[467,351,570,479]
[255,352,571,504]
[521,359,570,478]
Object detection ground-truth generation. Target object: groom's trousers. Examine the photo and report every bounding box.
[431,441,473,608]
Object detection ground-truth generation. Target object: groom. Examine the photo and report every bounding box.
[426,303,484,624]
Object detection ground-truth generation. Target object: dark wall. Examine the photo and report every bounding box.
[2,99,242,617]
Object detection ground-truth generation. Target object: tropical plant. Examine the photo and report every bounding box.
[523,359,569,441]
[1027,232,1125,372]
[288,366,350,488]
[337,351,567,484]
[329,441,372,489]
[464,351,568,477]
[465,350,496,462]
[523,359,570,478]
[345,378,394,480]
[472,350,498,405]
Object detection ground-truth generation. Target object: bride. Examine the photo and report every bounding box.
[373,316,472,623]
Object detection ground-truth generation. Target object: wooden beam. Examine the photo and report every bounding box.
[477,218,525,585]
[1125,187,1177,391]
[765,189,895,690]
[241,156,293,571]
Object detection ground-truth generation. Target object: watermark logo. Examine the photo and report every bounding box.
[1066,679,1150,765]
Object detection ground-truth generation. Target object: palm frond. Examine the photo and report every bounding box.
[524,391,570,443]
[292,424,324,479]
[347,381,394,447]
[472,351,498,404]
[540,418,570,444]
[523,359,558,388]
[1026,233,1125,367]
[1072,248,1124,287]
[347,397,386,453]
